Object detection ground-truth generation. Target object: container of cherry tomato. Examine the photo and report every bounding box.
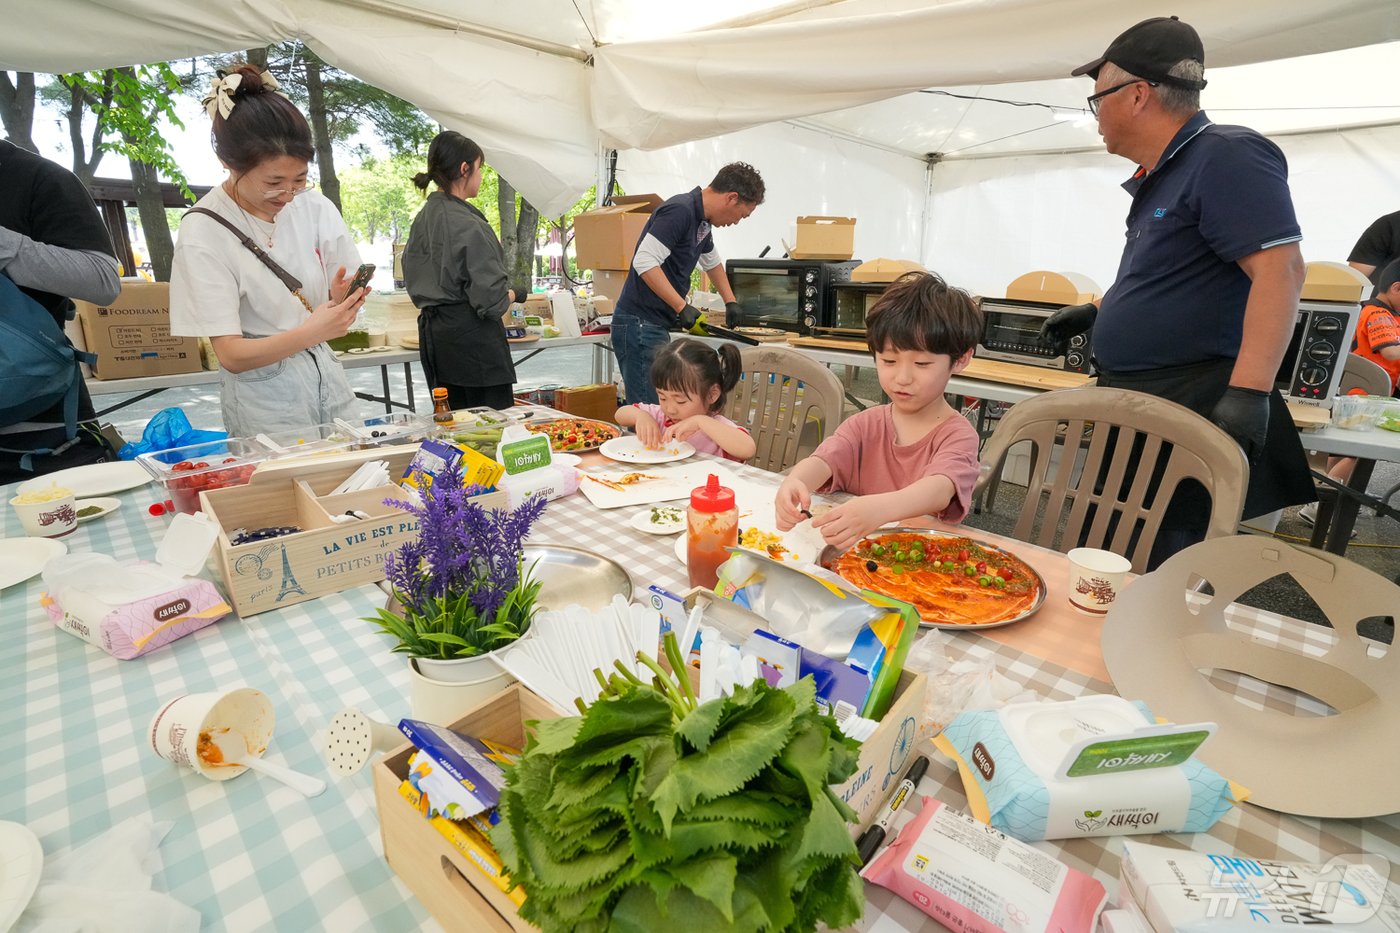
[136,438,271,515]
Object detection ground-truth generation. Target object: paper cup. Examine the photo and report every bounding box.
[1066,547,1132,615]
[10,488,78,538]
[148,686,275,780]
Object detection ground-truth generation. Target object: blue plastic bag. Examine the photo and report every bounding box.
[118,408,227,460]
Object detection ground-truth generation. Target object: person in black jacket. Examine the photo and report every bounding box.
[402,132,524,410]
[0,138,121,483]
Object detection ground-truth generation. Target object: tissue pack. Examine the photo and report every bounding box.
[935,695,1239,841]
[41,555,230,660]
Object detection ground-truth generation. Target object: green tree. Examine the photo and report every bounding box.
[0,71,37,152]
[339,154,423,245]
[56,64,191,281]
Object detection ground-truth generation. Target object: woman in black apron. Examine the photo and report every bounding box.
[402,132,522,410]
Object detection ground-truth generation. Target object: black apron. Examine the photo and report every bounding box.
[418,301,516,389]
[1096,358,1315,519]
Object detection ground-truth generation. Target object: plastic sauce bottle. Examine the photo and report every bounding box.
[431,387,453,424]
[687,474,738,590]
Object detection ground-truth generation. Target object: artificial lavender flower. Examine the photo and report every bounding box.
[374,459,548,658]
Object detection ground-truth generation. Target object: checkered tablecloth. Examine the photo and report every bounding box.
[0,486,434,932]
[3,453,1397,933]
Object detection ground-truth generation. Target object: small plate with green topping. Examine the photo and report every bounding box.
[74,497,121,523]
[631,504,686,535]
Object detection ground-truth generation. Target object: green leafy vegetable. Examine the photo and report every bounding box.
[492,632,865,931]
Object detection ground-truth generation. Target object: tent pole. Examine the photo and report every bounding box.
[919,155,939,269]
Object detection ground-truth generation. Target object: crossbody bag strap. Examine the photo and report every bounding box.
[185,207,307,297]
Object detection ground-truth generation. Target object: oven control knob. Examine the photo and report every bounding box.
[1069,335,1086,348]
[1299,366,1328,386]
[1306,341,1334,360]
[804,286,817,298]
[803,301,815,313]
[804,272,817,284]
[804,315,816,328]
[1313,316,1341,334]
[1066,351,1085,369]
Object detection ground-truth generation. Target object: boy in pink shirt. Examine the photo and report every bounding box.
[776,271,983,551]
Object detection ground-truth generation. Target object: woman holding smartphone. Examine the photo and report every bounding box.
[169,63,368,436]
[402,131,522,410]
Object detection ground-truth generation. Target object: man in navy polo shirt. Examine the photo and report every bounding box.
[611,162,764,404]
[1039,16,1314,567]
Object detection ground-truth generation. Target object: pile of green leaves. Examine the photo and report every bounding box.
[491,634,866,932]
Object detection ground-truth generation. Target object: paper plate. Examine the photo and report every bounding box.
[0,822,43,932]
[600,436,696,464]
[671,523,821,566]
[0,538,68,591]
[74,497,121,523]
[16,460,150,498]
[631,505,686,535]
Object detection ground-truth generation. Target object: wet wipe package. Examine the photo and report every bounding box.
[39,513,230,659]
[934,695,1243,841]
[862,797,1107,933]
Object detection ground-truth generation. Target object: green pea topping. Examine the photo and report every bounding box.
[992,576,1007,589]
[964,565,977,577]
[978,575,992,587]
[872,544,886,557]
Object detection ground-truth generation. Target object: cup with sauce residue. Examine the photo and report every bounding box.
[148,686,275,780]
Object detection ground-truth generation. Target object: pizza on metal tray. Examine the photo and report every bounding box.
[829,532,1040,626]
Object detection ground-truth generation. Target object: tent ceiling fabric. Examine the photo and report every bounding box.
[1,0,1397,213]
[591,0,1400,150]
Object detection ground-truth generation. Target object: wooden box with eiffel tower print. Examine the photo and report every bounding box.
[200,446,506,616]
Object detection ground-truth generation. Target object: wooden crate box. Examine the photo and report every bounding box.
[200,446,506,616]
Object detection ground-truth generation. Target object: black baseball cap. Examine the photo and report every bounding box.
[1072,16,1208,90]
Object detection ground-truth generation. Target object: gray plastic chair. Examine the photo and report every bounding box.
[723,346,845,473]
[973,386,1249,573]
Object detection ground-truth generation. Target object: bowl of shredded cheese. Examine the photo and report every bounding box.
[9,485,78,538]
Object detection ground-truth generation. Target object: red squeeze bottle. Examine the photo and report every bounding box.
[687,474,738,590]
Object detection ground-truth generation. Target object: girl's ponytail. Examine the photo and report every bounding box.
[715,342,742,398]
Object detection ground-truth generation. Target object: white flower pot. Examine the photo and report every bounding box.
[407,656,514,726]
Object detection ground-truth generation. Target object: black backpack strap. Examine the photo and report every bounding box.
[185,207,304,294]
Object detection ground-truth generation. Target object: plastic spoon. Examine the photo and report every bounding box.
[206,728,326,797]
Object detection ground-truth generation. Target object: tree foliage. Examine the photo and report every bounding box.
[339,153,424,245]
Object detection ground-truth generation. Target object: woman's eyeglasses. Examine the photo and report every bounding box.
[261,180,317,200]
[1086,80,1158,117]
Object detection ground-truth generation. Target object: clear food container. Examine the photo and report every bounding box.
[136,437,271,515]
[333,412,434,447]
[1331,394,1383,431]
[255,423,359,459]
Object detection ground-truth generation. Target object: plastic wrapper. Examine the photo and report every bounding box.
[862,797,1107,933]
[907,628,1035,739]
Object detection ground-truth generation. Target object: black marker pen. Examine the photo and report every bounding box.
[855,755,929,866]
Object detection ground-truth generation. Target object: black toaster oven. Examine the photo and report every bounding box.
[725,259,859,334]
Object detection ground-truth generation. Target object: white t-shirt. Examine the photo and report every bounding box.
[169,185,360,338]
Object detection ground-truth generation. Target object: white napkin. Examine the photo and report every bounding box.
[17,817,200,933]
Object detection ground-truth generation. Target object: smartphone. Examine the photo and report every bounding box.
[347,263,376,294]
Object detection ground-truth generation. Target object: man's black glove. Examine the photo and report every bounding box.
[1037,302,1097,353]
[678,304,703,331]
[510,283,531,304]
[1211,385,1271,462]
[725,301,743,327]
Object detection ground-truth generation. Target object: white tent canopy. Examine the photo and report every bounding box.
[4,0,1398,292]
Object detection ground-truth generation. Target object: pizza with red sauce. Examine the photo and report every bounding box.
[828,532,1043,627]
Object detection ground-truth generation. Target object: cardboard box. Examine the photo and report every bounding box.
[1301,260,1371,303]
[199,446,506,617]
[75,280,201,380]
[573,194,662,271]
[1004,270,1101,305]
[589,269,627,306]
[376,661,923,931]
[554,383,619,424]
[790,216,856,260]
